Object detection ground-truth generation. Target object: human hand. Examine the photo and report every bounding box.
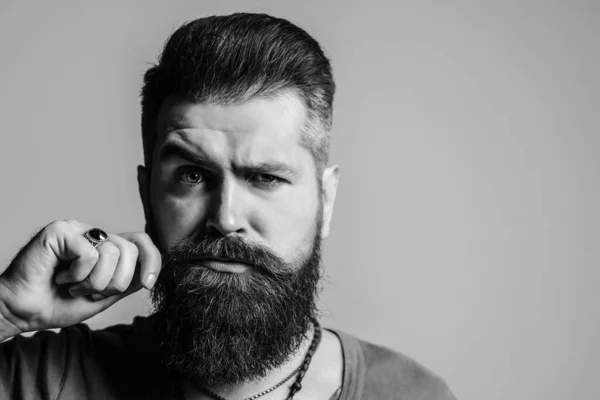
[0,220,161,340]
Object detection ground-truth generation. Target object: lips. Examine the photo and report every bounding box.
[195,256,249,264]
[190,257,252,274]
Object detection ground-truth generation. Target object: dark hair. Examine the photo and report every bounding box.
[140,13,335,172]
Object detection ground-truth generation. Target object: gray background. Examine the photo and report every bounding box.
[1,1,598,399]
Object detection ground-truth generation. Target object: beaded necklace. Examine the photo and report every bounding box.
[199,320,322,400]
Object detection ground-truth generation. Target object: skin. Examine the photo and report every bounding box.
[0,221,161,338]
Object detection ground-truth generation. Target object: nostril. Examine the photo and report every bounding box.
[206,211,244,236]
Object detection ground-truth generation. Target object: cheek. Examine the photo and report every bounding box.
[257,184,320,258]
[152,191,205,250]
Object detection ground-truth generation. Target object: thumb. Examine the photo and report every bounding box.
[57,280,145,324]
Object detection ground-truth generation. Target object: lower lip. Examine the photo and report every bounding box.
[199,260,250,274]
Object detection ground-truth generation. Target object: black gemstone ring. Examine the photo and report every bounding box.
[84,228,109,248]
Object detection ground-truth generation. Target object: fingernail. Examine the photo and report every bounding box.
[90,293,105,301]
[144,273,156,289]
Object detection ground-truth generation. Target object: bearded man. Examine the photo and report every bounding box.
[0,13,455,400]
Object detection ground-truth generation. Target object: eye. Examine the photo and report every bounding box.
[250,173,285,188]
[254,174,279,183]
[177,169,205,185]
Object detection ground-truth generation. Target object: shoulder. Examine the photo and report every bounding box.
[331,329,456,400]
[0,315,159,399]
[66,314,162,385]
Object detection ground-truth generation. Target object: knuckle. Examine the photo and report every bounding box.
[126,242,139,258]
[85,249,100,264]
[97,280,111,292]
[108,281,129,294]
[134,232,151,245]
[138,232,151,242]
[101,243,121,260]
[70,268,89,282]
[76,248,99,268]
[45,220,68,234]
[40,221,71,250]
[85,275,108,291]
[86,279,105,292]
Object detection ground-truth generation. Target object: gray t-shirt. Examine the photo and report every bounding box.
[0,315,456,399]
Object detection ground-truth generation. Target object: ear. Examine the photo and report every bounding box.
[320,164,340,239]
[137,165,154,238]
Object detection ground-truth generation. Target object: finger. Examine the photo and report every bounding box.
[88,276,144,304]
[119,232,162,289]
[54,242,98,285]
[98,234,139,297]
[54,220,104,284]
[62,219,95,235]
[43,222,99,285]
[58,277,143,319]
[68,240,120,296]
[7,220,99,290]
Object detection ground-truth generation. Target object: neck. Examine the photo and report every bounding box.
[182,324,316,400]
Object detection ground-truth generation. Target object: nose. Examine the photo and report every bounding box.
[205,178,247,236]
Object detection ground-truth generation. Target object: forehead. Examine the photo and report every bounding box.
[155,92,309,156]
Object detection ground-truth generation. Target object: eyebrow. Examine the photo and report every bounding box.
[158,142,221,172]
[158,141,300,178]
[237,160,300,179]
[164,119,191,132]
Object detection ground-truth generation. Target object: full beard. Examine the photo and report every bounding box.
[150,227,322,385]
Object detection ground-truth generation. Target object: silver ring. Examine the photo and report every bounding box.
[84,228,109,248]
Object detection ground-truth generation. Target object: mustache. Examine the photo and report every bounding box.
[162,235,290,276]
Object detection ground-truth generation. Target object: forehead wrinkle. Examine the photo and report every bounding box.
[161,131,303,180]
[163,130,228,162]
[155,93,313,174]
[165,121,302,171]
[157,99,245,150]
[231,143,302,171]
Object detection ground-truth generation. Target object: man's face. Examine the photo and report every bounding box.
[137,91,339,383]
[146,91,323,265]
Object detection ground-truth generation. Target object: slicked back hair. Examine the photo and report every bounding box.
[140,13,335,173]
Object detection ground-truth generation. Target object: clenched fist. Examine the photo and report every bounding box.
[0,220,161,341]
